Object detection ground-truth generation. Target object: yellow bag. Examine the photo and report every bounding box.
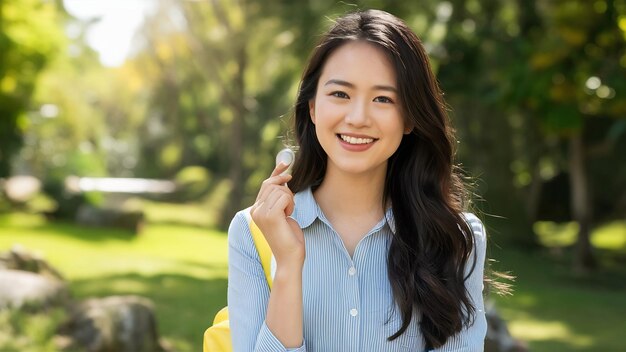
[203,209,273,352]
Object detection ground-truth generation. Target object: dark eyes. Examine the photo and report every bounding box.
[373,96,393,103]
[330,91,349,99]
[329,91,394,104]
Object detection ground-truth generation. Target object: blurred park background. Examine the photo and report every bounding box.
[1,0,625,351]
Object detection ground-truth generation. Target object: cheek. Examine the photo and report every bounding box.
[387,117,408,143]
[314,98,329,116]
[312,101,336,127]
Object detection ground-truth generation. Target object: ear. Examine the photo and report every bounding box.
[403,123,413,135]
[309,99,316,124]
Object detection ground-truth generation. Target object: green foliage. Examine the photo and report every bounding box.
[35,148,108,220]
[0,307,68,352]
[534,220,626,250]
[23,51,136,180]
[0,0,66,177]
[40,177,86,220]
[174,166,213,201]
[434,0,626,251]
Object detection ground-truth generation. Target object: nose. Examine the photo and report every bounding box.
[344,98,371,127]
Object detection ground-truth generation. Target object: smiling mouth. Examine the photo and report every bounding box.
[337,134,376,145]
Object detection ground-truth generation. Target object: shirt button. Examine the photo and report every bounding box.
[350,308,358,317]
[348,267,357,276]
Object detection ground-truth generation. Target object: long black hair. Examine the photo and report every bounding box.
[287,9,477,348]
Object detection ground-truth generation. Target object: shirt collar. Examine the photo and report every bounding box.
[292,187,396,233]
[291,187,319,229]
[384,207,396,233]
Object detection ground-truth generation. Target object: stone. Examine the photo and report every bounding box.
[0,245,65,281]
[57,295,166,352]
[75,205,145,233]
[0,269,69,310]
[485,302,529,352]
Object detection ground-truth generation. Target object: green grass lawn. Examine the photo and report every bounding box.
[0,212,229,352]
[1,211,625,351]
[490,221,626,351]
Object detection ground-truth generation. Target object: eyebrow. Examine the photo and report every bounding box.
[324,79,397,93]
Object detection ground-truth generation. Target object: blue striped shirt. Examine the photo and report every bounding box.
[228,187,487,352]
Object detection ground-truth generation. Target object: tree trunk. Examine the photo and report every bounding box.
[219,42,247,230]
[526,159,543,223]
[569,131,595,272]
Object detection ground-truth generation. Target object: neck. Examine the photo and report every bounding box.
[313,164,387,220]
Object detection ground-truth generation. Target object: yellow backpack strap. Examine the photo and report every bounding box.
[204,209,274,352]
[244,208,273,290]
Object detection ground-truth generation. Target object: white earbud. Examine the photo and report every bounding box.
[276,148,295,176]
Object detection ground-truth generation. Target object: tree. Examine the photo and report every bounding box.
[436,0,542,246]
[132,0,308,227]
[0,0,65,177]
[516,0,626,271]
[436,0,626,271]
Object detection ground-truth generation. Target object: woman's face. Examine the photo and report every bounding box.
[309,41,410,178]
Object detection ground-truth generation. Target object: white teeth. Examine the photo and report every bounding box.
[340,134,374,145]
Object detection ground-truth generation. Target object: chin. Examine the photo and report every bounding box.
[331,159,388,177]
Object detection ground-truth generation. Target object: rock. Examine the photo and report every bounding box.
[57,295,166,352]
[0,246,69,311]
[0,247,167,351]
[0,269,69,310]
[75,205,145,233]
[485,302,529,352]
[0,245,65,281]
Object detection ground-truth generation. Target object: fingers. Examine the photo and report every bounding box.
[263,173,292,187]
[251,161,295,221]
[285,195,295,216]
[254,183,293,213]
[270,161,291,177]
[263,189,290,215]
[256,177,291,203]
[250,160,302,264]
[256,172,291,202]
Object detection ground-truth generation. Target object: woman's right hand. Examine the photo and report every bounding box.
[250,162,305,267]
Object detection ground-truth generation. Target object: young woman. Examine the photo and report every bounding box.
[228,9,487,352]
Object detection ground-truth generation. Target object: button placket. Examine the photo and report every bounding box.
[347,261,362,352]
[347,259,360,322]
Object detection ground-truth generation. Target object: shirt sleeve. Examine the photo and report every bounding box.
[432,213,488,352]
[227,210,307,352]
